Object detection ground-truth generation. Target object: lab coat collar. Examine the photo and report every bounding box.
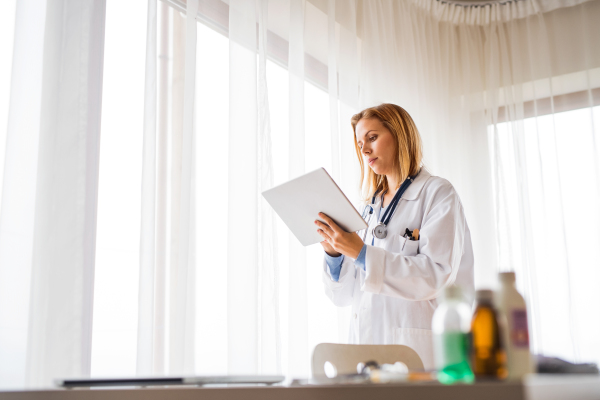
[368,168,430,207]
[402,168,431,201]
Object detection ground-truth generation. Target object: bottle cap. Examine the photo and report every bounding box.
[443,285,463,300]
[499,271,516,283]
[475,289,494,303]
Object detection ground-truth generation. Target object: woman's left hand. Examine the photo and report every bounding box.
[315,212,365,259]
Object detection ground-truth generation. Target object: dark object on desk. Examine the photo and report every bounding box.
[55,375,285,388]
[536,355,599,374]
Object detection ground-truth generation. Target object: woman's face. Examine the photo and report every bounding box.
[355,117,397,177]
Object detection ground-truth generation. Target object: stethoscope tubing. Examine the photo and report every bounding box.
[360,172,418,241]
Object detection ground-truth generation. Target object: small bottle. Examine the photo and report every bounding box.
[471,289,508,380]
[496,272,534,380]
[432,285,474,384]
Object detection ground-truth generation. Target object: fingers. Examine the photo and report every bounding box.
[317,227,332,243]
[316,213,362,259]
[316,218,335,248]
[316,213,346,253]
[318,213,340,232]
[314,219,333,236]
[319,239,333,251]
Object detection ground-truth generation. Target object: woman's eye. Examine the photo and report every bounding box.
[369,136,377,141]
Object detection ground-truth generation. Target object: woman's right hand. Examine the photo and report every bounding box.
[320,240,341,257]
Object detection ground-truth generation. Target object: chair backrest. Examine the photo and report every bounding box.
[311,343,424,377]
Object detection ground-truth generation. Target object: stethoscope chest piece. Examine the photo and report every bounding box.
[372,223,387,239]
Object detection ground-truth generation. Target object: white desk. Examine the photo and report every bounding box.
[0,375,598,400]
[525,375,600,400]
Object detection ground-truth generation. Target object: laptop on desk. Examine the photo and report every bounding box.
[55,375,285,388]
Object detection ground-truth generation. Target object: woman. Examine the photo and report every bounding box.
[314,103,474,370]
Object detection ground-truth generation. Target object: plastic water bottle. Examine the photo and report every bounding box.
[432,285,474,384]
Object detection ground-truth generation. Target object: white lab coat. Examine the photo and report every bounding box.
[322,169,474,370]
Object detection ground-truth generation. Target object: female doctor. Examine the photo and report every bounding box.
[314,103,474,370]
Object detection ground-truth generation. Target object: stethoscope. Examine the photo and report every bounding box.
[360,173,417,241]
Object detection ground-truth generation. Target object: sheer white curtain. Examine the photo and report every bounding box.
[0,0,106,388]
[476,2,600,364]
[136,0,198,375]
[355,0,600,365]
[134,0,362,377]
[0,0,16,207]
[434,0,600,365]
[2,0,599,388]
[227,0,262,374]
[286,0,308,377]
[135,0,600,378]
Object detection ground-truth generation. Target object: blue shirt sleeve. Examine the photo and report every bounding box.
[324,252,344,281]
[355,245,367,271]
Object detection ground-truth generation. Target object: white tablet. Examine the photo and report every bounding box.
[262,168,367,246]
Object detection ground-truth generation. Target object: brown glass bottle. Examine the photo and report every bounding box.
[470,289,508,380]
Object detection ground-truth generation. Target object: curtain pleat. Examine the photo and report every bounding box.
[137,0,197,376]
[26,0,105,387]
[227,0,259,374]
[257,0,282,375]
[154,1,170,374]
[0,0,47,388]
[327,0,340,182]
[136,0,157,376]
[336,0,360,199]
[327,0,352,344]
[287,0,309,377]
[169,0,198,374]
[0,0,106,388]
[169,5,185,374]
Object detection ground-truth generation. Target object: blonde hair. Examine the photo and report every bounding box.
[351,103,423,202]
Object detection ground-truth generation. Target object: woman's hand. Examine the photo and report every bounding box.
[315,212,364,259]
[319,237,341,257]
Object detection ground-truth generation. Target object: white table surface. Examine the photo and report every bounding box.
[0,374,597,400]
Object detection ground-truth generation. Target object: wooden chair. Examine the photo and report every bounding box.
[311,343,424,377]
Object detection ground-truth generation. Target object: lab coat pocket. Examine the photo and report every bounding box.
[401,238,419,257]
[393,327,433,370]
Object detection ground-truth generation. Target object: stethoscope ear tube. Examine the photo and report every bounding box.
[361,204,375,241]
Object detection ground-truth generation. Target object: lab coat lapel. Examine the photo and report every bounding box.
[380,169,430,232]
[402,168,431,201]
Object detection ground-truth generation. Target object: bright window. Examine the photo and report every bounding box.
[490,105,600,366]
[92,0,147,376]
[93,1,345,376]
